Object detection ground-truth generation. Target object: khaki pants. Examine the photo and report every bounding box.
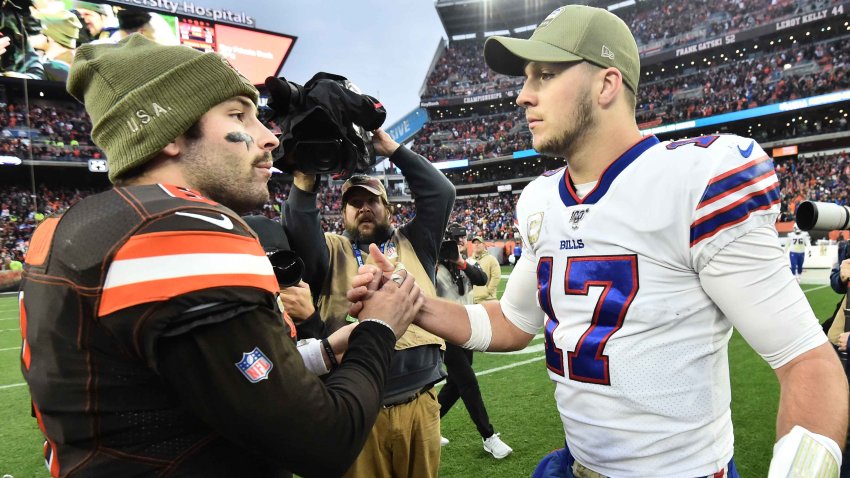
[343,389,441,478]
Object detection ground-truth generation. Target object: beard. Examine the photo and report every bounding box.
[199,154,271,214]
[536,86,596,159]
[345,215,392,245]
[181,140,271,214]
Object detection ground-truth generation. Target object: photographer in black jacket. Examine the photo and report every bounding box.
[435,223,513,459]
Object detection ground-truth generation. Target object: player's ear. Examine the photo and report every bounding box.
[597,66,623,107]
[161,141,180,158]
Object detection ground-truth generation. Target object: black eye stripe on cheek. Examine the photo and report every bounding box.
[224,131,255,151]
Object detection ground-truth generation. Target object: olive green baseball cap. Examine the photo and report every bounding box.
[484,5,640,93]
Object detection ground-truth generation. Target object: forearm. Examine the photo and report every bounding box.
[415,297,533,351]
[395,147,455,280]
[775,342,848,448]
[283,182,328,297]
[158,313,395,476]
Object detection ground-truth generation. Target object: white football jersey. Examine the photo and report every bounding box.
[514,134,780,477]
[787,231,810,253]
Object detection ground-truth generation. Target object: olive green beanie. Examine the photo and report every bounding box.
[67,33,259,182]
[36,11,82,50]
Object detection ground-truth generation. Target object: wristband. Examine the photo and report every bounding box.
[768,425,841,478]
[462,303,492,351]
[296,339,330,375]
[361,318,396,337]
[321,338,339,370]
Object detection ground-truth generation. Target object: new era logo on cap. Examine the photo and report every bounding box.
[601,45,615,60]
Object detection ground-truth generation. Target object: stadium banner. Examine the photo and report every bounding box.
[640,88,850,135]
[641,1,847,65]
[420,87,522,108]
[385,108,430,144]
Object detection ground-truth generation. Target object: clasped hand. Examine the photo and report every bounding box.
[346,244,423,339]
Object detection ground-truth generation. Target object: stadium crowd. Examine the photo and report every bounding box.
[410,111,531,162]
[422,0,843,101]
[413,34,849,161]
[0,101,102,162]
[637,37,850,125]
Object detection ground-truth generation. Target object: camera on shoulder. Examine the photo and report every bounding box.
[439,223,468,263]
[264,72,387,180]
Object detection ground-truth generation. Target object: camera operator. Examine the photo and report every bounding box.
[435,224,513,459]
[283,131,455,477]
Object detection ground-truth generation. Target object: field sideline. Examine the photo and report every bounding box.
[0,268,842,477]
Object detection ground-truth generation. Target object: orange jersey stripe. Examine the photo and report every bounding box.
[99,272,278,317]
[114,230,263,261]
[25,217,60,266]
[19,291,30,370]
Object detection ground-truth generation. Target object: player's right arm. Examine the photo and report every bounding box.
[351,244,540,351]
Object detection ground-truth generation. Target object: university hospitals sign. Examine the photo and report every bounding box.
[105,0,256,27]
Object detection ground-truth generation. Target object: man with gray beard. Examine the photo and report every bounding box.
[283,129,455,477]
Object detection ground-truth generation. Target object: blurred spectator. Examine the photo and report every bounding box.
[30,9,81,81]
[72,0,114,45]
[110,8,178,45]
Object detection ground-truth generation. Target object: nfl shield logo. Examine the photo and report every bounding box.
[383,241,398,260]
[235,347,274,383]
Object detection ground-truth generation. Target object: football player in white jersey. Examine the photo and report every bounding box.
[787,224,812,282]
[347,5,847,478]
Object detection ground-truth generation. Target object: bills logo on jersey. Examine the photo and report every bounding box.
[527,212,544,245]
[235,347,274,383]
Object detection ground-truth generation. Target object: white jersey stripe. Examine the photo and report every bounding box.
[693,174,778,221]
[103,253,274,289]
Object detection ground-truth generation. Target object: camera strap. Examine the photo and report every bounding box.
[352,241,388,268]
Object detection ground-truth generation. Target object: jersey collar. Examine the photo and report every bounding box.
[559,135,660,207]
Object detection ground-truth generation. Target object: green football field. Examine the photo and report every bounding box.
[0,269,842,477]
